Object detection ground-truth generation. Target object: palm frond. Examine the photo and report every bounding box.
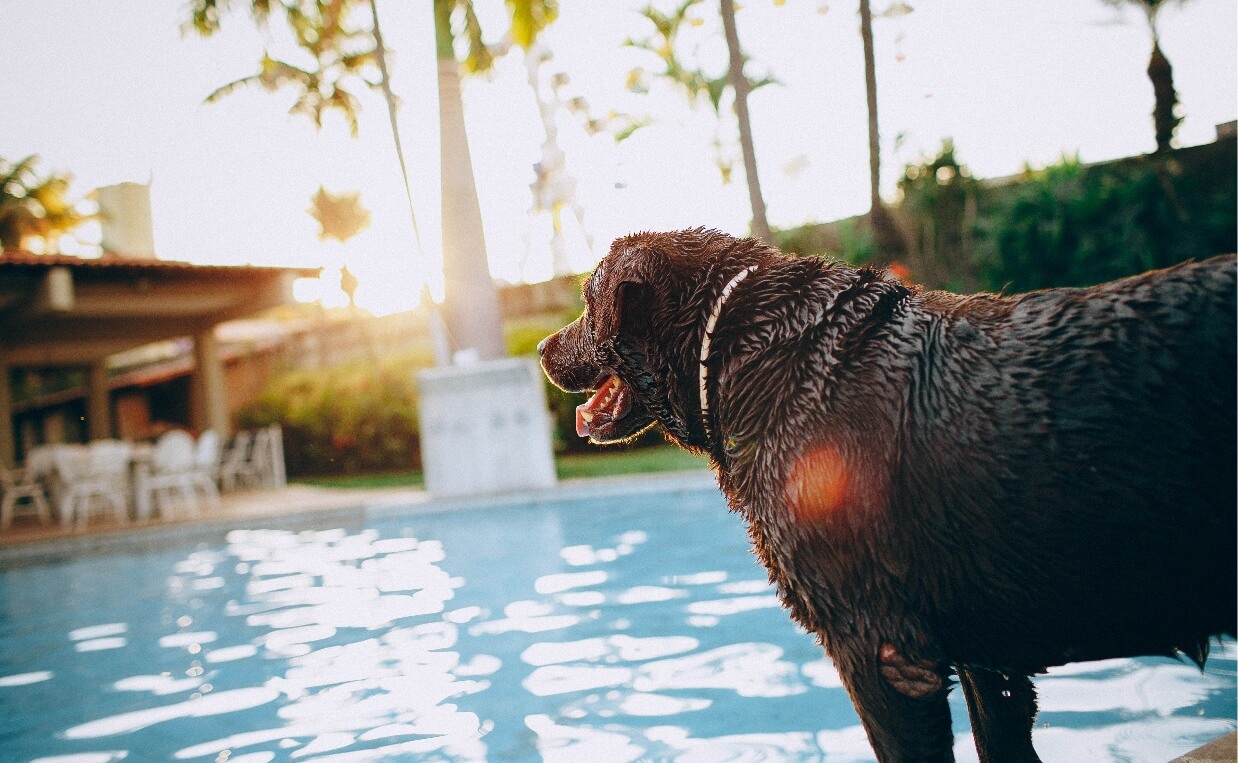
[1,155,39,192]
[204,74,267,103]
[459,1,495,74]
[506,0,558,49]
[184,0,227,36]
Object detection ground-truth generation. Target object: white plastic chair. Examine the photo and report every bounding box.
[218,430,257,491]
[218,426,286,492]
[191,430,222,509]
[10,444,58,525]
[0,463,51,528]
[135,430,200,519]
[56,440,133,530]
[38,444,84,520]
[24,445,58,483]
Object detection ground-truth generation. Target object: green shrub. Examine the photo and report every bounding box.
[974,147,1236,293]
[898,139,980,290]
[242,294,683,476]
[774,216,878,266]
[237,352,426,477]
[778,138,1235,295]
[506,311,629,454]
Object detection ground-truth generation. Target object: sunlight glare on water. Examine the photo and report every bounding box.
[0,487,1233,762]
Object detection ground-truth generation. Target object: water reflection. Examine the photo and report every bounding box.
[0,493,1231,762]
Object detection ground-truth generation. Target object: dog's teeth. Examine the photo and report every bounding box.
[579,410,594,423]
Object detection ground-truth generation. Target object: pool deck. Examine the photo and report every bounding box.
[1171,732,1236,763]
[0,471,1231,761]
[0,470,718,558]
[0,483,429,548]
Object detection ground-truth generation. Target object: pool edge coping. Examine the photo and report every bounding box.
[0,470,721,565]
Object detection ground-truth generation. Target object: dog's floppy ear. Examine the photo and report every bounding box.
[593,278,653,344]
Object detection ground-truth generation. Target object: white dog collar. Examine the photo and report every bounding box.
[699,265,758,438]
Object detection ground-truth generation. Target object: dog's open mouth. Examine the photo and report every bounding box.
[576,375,633,439]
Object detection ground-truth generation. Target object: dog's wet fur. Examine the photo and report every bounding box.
[538,228,1237,762]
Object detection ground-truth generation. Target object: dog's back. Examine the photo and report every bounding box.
[898,254,1236,671]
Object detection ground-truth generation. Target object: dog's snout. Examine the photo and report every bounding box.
[537,335,551,356]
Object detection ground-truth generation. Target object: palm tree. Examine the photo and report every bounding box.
[433,0,504,361]
[626,0,775,242]
[858,0,908,265]
[1102,0,1188,153]
[191,1,377,137]
[421,0,558,359]
[186,0,559,362]
[308,185,373,360]
[0,155,91,253]
[719,0,771,244]
[308,185,371,246]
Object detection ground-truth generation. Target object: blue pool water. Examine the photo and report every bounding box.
[0,481,1233,763]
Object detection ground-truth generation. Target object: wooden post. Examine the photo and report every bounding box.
[192,327,229,436]
[0,349,14,467]
[87,360,112,441]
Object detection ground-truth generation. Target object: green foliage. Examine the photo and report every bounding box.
[505,0,559,51]
[0,155,91,252]
[189,0,559,130]
[898,139,976,222]
[773,216,878,267]
[505,311,603,454]
[624,0,776,181]
[189,0,378,136]
[240,306,613,477]
[973,149,1233,293]
[778,139,1235,294]
[835,218,881,267]
[237,351,426,477]
[897,138,980,290]
[308,186,370,243]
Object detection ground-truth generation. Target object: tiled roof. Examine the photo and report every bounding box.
[0,250,320,276]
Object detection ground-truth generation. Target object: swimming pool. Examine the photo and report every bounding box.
[0,478,1233,762]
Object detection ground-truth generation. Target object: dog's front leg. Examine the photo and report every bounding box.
[957,667,1041,763]
[835,642,955,762]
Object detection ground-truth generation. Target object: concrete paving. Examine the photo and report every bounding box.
[0,483,429,548]
[0,471,718,554]
[1172,732,1237,763]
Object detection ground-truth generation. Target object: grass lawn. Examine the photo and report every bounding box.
[293,443,709,490]
[556,443,709,480]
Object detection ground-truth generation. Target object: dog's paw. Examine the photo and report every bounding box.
[879,643,945,699]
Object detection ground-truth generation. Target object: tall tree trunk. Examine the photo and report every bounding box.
[1147,36,1180,153]
[858,0,906,266]
[720,0,772,245]
[370,0,451,366]
[434,0,506,361]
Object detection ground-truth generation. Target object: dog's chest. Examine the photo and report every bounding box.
[719,448,907,639]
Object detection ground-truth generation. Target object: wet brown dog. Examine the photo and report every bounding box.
[538,228,1237,762]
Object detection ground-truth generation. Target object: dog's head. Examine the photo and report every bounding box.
[538,228,779,450]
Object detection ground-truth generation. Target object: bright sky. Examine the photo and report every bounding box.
[1,0,1234,315]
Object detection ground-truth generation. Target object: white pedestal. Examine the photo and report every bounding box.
[416,357,557,497]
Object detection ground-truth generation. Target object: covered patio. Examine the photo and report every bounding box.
[0,252,317,467]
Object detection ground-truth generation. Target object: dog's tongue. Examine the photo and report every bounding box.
[576,375,622,437]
